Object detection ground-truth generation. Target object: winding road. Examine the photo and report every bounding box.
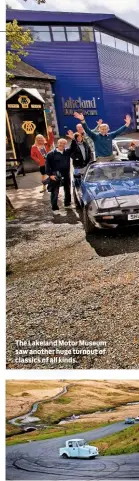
[8,386,68,427]
[6,423,139,480]
[8,385,139,428]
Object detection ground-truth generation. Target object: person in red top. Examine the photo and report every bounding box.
[31,126,54,192]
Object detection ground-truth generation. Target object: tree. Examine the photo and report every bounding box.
[6,19,33,85]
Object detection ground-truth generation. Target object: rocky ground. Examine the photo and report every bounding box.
[6,173,139,369]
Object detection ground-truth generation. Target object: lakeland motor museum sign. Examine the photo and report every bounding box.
[61,97,98,116]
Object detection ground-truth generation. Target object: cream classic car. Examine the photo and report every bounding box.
[59,439,99,458]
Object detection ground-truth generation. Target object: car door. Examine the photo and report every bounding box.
[78,445,88,458]
[68,441,79,457]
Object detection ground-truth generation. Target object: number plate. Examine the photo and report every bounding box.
[128,213,139,220]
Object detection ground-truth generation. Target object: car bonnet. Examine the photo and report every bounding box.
[81,178,139,204]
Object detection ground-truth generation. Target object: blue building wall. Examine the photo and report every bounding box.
[23,41,104,135]
[97,44,139,130]
[6,9,139,135]
[23,40,139,134]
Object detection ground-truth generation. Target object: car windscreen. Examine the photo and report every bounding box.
[85,164,139,182]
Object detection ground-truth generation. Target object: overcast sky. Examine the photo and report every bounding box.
[8,0,139,28]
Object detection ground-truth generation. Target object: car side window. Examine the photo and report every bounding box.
[68,442,73,447]
[72,441,77,447]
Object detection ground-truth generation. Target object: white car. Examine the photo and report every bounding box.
[135,416,139,421]
[112,138,136,160]
[93,138,136,162]
[59,438,99,459]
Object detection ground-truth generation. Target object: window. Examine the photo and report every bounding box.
[128,42,133,54]
[95,30,101,43]
[25,25,51,42]
[86,164,139,182]
[117,141,132,153]
[78,440,85,446]
[133,45,139,56]
[81,26,94,42]
[66,26,80,41]
[115,38,127,52]
[101,33,115,48]
[51,26,66,41]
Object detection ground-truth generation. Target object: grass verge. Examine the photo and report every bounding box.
[6,420,114,446]
[89,424,139,455]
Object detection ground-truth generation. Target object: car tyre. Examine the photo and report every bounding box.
[62,453,68,459]
[83,206,95,234]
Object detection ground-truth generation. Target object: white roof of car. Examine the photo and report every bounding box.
[114,138,135,142]
[68,438,84,442]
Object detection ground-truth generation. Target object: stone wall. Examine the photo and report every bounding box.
[11,78,59,137]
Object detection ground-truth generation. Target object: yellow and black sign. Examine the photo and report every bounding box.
[18,95,31,108]
[7,104,19,108]
[6,88,48,163]
[31,104,42,109]
[22,120,36,135]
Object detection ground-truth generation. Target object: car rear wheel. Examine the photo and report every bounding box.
[83,206,95,234]
[62,453,68,458]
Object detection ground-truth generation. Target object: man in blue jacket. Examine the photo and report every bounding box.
[74,112,131,162]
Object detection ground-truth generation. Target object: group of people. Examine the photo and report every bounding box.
[31,117,101,211]
[30,112,137,213]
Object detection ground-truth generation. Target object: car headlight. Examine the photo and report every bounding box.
[88,199,98,214]
[97,197,118,209]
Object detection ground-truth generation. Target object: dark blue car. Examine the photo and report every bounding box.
[73,161,139,233]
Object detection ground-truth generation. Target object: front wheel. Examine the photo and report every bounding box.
[83,206,95,234]
[62,453,68,459]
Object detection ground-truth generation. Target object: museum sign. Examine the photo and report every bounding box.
[61,96,98,116]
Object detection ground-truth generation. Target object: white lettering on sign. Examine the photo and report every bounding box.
[62,96,96,110]
[64,108,97,116]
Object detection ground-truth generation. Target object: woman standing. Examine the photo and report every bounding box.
[31,126,54,192]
